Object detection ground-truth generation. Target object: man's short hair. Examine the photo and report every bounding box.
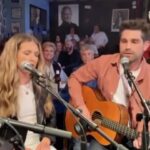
[120,19,150,41]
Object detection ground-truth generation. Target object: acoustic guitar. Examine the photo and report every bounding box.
[65,85,139,145]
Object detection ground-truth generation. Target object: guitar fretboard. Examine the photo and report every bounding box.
[92,111,139,139]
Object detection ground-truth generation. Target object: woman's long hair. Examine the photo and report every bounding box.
[0,33,53,117]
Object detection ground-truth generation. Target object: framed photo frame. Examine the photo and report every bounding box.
[111,9,129,32]
[30,4,47,30]
[11,7,21,19]
[58,4,79,26]
[148,10,150,22]
[11,22,21,34]
[11,0,21,4]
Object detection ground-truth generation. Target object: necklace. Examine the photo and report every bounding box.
[21,81,32,95]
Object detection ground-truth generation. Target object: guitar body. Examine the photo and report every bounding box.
[65,86,129,146]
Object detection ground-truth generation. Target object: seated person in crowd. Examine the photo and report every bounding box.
[79,44,97,88]
[79,38,99,58]
[58,40,81,76]
[91,24,108,55]
[42,41,69,150]
[42,41,68,92]
[54,41,64,62]
[65,27,80,43]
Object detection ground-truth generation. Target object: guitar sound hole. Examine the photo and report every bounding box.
[92,111,102,125]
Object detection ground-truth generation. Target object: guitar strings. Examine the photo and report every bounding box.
[92,112,138,139]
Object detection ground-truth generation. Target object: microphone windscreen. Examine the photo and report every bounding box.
[20,61,31,70]
[120,57,129,65]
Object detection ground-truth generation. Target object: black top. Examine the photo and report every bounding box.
[58,50,81,76]
[0,85,56,150]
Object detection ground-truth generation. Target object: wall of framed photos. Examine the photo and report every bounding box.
[1,0,49,40]
[49,0,147,54]
[10,0,22,34]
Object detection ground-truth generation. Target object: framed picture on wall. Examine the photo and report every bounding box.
[11,22,21,34]
[11,7,21,19]
[111,9,129,32]
[58,4,79,26]
[11,0,19,2]
[148,10,150,22]
[30,5,47,30]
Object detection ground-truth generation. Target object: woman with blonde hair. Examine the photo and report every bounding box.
[42,41,68,150]
[42,41,68,91]
[0,33,56,150]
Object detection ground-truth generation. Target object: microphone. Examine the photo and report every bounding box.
[121,57,133,88]
[0,118,72,139]
[20,61,43,77]
[120,57,129,74]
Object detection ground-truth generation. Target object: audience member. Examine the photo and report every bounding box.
[54,41,64,61]
[42,41,68,94]
[58,40,81,76]
[69,44,97,150]
[79,39,99,57]
[42,41,69,150]
[91,24,108,55]
[55,34,62,43]
[80,44,95,64]
[65,27,80,43]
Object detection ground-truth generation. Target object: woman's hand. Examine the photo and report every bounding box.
[35,137,50,150]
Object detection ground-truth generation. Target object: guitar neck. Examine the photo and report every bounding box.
[101,117,138,139]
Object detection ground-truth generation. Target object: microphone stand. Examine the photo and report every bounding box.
[34,76,129,150]
[125,70,150,150]
[0,118,25,150]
